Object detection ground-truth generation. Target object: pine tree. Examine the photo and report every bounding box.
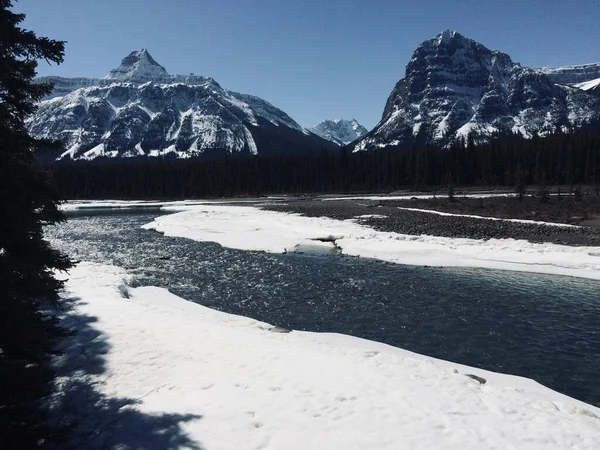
[0,1,72,447]
[514,162,526,202]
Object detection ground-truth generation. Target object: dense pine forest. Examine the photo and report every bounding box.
[50,125,600,199]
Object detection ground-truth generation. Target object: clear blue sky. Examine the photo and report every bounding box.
[16,0,600,129]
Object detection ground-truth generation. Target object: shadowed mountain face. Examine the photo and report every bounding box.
[354,30,600,151]
[28,50,337,161]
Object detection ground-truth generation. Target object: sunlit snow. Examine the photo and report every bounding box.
[56,261,600,449]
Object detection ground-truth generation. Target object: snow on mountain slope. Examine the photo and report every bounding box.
[28,50,336,161]
[226,91,306,133]
[104,48,169,82]
[35,76,104,100]
[309,119,368,145]
[575,78,600,91]
[354,30,600,152]
[539,63,600,85]
[574,77,600,97]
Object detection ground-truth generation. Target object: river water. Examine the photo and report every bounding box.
[46,211,600,406]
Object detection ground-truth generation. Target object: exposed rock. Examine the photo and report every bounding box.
[465,374,487,385]
[354,30,600,151]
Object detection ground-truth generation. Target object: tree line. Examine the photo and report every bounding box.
[1,1,73,446]
[50,125,600,199]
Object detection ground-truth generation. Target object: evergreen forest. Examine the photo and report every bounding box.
[51,125,600,199]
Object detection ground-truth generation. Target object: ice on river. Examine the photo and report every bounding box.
[142,204,600,280]
[56,262,600,449]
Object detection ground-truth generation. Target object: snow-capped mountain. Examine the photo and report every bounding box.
[354,30,600,151]
[309,119,368,145]
[29,49,336,161]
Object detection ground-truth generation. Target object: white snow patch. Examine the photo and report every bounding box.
[59,199,263,213]
[455,122,498,140]
[574,77,600,91]
[511,124,532,138]
[56,261,600,450]
[354,214,388,219]
[243,125,258,155]
[81,144,107,160]
[412,122,422,136]
[376,139,400,148]
[148,145,184,158]
[434,115,451,139]
[396,207,580,228]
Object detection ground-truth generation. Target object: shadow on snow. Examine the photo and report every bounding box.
[48,294,203,450]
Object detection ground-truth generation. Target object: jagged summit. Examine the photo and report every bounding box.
[415,29,510,60]
[310,118,368,146]
[105,49,169,82]
[437,29,458,45]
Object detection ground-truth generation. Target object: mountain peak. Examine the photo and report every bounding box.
[437,29,459,44]
[310,118,368,145]
[105,49,169,82]
[408,30,491,67]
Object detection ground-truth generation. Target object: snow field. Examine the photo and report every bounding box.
[58,262,600,449]
[59,199,260,212]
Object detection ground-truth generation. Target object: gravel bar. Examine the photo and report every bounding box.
[263,199,600,247]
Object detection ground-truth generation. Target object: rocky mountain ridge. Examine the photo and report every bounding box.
[539,63,600,85]
[354,30,600,152]
[29,50,336,161]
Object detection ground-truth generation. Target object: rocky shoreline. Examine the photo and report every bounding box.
[263,198,600,247]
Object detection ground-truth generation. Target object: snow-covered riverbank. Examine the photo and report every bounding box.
[57,262,600,449]
[142,204,600,280]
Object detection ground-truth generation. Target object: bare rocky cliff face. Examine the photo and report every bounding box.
[354,30,600,151]
[29,50,336,161]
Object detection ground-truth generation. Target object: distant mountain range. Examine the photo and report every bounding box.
[28,33,600,162]
[28,49,336,161]
[353,30,600,152]
[309,119,368,145]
